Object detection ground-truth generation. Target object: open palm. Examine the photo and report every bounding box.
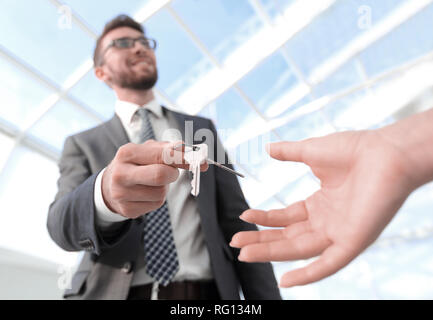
[230,130,414,287]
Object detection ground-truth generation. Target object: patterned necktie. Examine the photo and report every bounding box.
[135,108,179,286]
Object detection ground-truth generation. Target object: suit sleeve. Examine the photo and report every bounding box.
[47,135,132,255]
[209,121,282,300]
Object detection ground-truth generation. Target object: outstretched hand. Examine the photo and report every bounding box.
[230,130,415,288]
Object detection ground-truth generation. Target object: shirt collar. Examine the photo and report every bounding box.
[115,97,163,126]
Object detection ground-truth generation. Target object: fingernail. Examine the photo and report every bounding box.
[265,143,272,154]
[279,280,294,288]
[238,252,245,261]
[239,211,250,221]
[229,239,239,248]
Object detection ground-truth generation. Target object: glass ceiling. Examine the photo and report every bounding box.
[0,0,432,299]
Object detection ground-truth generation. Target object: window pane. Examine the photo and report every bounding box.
[145,8,214,103]
[275,109,335,141]
[0,56,54,130]
[325,56,433,131]
[0,145,77,264]
[238,51,305,118]
[255,197,285,211]
[364,239,433,299]
[276,94,314,118]
[312,59,364,98]
[276,173,320,205]
[0,133,14,170]
[28,100,100,152]
[68,70,116,121]
[359,3,433,77]
[198,89,267,145]
[60,0,150,34]
[235,133,310,207]
[171,0,264,62]
[258,0,296,21]
[323,89,370,130]
[284,0,408,78]
[0,0,94,85]
[380,182,433,239]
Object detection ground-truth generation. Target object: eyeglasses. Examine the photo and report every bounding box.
[97,36,157,65]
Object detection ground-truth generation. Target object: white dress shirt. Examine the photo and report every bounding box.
[94,98,213,286]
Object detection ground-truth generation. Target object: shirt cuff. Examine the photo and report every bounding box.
[94,168,129,228]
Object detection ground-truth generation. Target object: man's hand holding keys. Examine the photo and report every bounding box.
[101,140,208,219]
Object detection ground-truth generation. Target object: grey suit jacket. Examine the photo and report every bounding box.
[47,107,281,300]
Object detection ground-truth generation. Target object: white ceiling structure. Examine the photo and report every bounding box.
[0,0,433,299]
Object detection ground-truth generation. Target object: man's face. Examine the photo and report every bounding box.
[96,26,158,90]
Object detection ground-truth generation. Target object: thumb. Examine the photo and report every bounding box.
[266,141,306,163]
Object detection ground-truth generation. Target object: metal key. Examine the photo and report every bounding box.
[173,143,245,178]
[184,144,208,196]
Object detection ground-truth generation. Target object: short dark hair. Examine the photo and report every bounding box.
[93,14,145,67]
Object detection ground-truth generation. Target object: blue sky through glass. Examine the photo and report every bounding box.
[60,0,149,34]
[284,0,408,78]
[0,0,94,86]
[0,55,54,130]
[258,0,296,21]
[359,3,433,77]
[312,59,364,98]
[238,51,300,114]
[144,8,213,102]
[28,99,100,152]
[171,0,263,62]
[68,69,116,121]
[198,88,266,143]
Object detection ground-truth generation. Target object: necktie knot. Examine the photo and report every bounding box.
[136,107,149,118]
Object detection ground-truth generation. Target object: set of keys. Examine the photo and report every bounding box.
[173,143,244,197]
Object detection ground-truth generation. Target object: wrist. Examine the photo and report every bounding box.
[101,167,119,214]
[378,109,433,190]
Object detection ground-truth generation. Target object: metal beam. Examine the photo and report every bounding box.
[240,50,433,204]
[165,5,286,138]
[48,0,98,39]
[245,0,433,121]
[309,0,433,86]
[174,0,336,115]
[0,45,104,163]
[0,0,173,165]
[0,121,59,162]
[183,0,432,122]
[134,0,172,23]
[225,47,433,149]
[248,0,339,133]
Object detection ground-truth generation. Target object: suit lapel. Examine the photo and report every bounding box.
[102,114,130,150]
[163,106,187,141]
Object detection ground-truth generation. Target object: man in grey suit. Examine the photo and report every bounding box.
[47,14,281,300]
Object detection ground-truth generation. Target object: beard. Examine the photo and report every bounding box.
[109,65,158,90]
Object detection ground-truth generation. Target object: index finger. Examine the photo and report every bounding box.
[162,141,209,172]
[119,140,208,171]
[117,140,171,165]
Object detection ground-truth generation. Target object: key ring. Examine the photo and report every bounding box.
[172,143,200,152]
